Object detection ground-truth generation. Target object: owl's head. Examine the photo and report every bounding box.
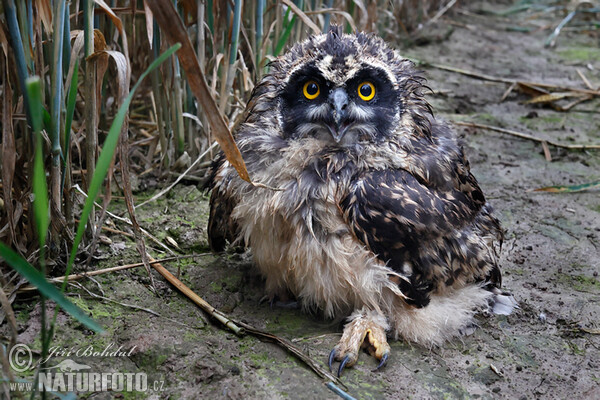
[252,26,432,146]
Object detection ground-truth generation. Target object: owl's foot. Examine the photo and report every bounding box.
[259,292,299,309]
[328,310,390,377]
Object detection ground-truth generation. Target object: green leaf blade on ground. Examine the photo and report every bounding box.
[0,243,103,333]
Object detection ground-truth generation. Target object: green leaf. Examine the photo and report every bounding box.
[62,60,79,189]
[229,0,242,65]
[43,108,52,136]
[535,181,600,193]
[274,14,296,56]
[26,77,49,249]
[0,243,103,333]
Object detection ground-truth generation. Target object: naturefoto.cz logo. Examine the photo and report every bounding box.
[8,343,163,393]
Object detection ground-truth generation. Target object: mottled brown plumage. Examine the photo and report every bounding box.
[207,26,516,375]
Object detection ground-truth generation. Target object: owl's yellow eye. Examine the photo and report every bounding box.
[303,81,320,100]
[358,82,375,101]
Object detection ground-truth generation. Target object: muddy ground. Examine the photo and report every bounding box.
[10,1,600,399]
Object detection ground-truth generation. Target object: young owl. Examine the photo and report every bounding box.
[207,26,516,376]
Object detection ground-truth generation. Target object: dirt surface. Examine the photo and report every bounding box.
[10,2,600,399]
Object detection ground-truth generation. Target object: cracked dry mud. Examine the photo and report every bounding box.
[11,1,600,399]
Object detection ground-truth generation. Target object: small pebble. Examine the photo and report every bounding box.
[539,312,547,323]
[492,387,501,393]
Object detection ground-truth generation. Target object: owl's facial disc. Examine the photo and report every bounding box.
[280,63,398,144]
[280,63,400,146]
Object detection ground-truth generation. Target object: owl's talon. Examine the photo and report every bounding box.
[328,349,337,372]
[374,352,389,371]
[338,355,351,377]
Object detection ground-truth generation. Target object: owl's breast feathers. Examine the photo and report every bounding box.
[208,117,502,310]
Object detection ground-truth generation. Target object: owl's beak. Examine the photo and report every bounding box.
[328,88,349,142]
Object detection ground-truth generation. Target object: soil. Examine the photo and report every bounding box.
[9,1,600,399]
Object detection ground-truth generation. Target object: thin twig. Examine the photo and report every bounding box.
[500,82,517,102]
[73,184,175,255]
[561,94,594,111]
[135,142,218,209]
[291,332,341,343]
[281,0,321,34]
[148,256,244,335]
[69,282,161,317]
[16,255,206,293]
[327,382,357,400]
[453,121,600,150]
[545,10,577,48]
[233,319,347,389]
[430,0,458,23]
[576,68,594,90]
[82,222,134,237]
[423,62,600,96]
[148,256,347,390]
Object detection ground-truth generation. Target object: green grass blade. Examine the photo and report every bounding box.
[255,0,265,70]
[0,243,103,333]
[4,0,32,124]
[62,4,71,76]
[207,0,214,33]
[42,108,52,134]
[65,43,182,279]
[274,9,296,56]
[62,60,79,189]
[323,0,334,31]
[51,0,66,164]
[229,0,242,65]
[26,77,49,249]
[535,181,600,193]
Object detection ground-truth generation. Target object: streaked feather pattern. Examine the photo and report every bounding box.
[207,26,514,351]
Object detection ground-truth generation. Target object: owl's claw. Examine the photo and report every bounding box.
[328,349,337,371]
[328,348,353,377]
[327,310,390,377]
[374,352,389,371]
[338,355,351,377]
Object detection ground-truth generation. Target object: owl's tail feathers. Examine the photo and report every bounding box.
[487,286,519,316]
[391,284,518,347]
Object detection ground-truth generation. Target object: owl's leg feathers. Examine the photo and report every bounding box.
[328,309,390,377]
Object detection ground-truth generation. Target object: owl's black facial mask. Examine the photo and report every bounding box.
[280,63,399,144]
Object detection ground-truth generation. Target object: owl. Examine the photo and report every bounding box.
[207,26,516,376]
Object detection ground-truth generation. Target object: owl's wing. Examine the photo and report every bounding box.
[206,155,241,252]
[340,162,501,307]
